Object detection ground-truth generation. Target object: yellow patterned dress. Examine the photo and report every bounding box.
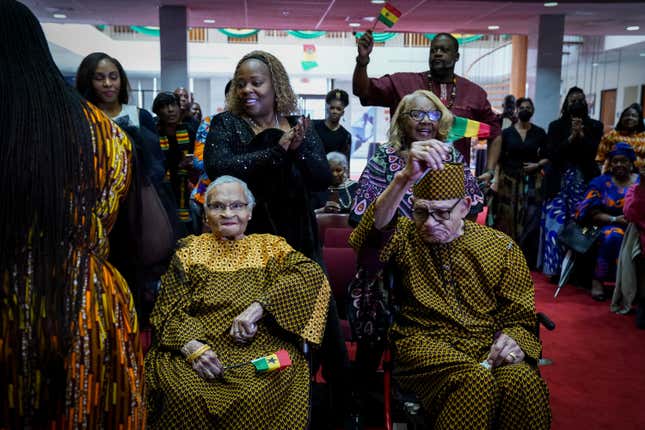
[1,105,145,429]
[596,129,645,168]
[145,233,330,429]
[349,204,551,429]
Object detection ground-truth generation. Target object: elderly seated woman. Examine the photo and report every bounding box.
[576,142,640,301]
[314,151,358,213]
[144,175,331,429]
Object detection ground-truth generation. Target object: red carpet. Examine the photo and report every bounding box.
[534,273,645,429]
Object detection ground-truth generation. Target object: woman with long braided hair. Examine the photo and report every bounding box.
[0,2,145,428]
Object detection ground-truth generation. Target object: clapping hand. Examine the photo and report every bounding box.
[571,117,584,139]
[278,116,308,151]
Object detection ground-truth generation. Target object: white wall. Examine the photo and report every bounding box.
[561,36,645,125]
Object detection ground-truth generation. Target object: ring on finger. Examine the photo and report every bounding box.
[507,352,517,361]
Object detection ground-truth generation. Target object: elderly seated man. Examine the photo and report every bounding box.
[349,141,551,429]
[145,175,330,429]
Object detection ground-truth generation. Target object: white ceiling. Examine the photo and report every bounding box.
[21,0,645,36]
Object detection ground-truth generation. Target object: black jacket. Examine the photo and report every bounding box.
[204,112,331,264]
[543,116,603,199]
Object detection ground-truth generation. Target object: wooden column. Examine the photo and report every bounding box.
[511,35,528,97]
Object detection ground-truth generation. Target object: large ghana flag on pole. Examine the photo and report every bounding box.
[378,3,402,28]
[447,116,491,141]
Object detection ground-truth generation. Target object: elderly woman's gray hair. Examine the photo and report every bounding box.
[204,175,256,209]
[326,151,348,170]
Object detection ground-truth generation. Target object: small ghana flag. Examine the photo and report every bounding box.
[251,349,292,373]
[447,116,491,142]
[301,44,318,71]
[378,3,401,28]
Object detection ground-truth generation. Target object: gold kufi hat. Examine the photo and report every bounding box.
[412,163,466,200]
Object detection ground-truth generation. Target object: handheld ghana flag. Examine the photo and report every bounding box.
[377,3,401,28]
[447,116,491,142]
[251,349,292,372]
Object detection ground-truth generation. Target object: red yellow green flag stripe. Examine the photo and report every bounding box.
[447,116,491,141]
[378,3,402,28]
[251,349,292,372]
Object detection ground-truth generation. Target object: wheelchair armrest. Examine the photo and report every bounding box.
[537,312,556,331]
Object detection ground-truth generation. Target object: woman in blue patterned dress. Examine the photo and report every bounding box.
[576,142,640,300]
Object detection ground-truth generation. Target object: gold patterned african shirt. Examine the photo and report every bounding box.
[349,204,551,428]
[145,233,330,429]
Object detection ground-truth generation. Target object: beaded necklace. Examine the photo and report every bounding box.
[245,114,279,131]
[329,181,353,209]
[427,74,457,109]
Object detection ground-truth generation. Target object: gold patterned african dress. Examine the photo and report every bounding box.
[1,104,145,429]
[145,233,330,429]
[349,204,551,429]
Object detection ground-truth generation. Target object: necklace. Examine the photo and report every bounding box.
[427,73,457,109]
[329,181,353,209]
[246,114,279,131]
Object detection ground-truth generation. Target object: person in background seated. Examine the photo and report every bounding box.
[349,159,551,429]
[313,89,353,164]
[190,102,203,124]
[618,161,645,328]
[539,87,603,281]
[314,151,358,213]
[153,91,198,236]
[576,142,639,301]
[145,175,330,429]
[596,103,645,171]
[488,97,548,268]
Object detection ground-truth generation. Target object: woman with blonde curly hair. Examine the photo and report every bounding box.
[350,89,483,226]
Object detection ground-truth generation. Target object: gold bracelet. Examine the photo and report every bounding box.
[185,344,211,363]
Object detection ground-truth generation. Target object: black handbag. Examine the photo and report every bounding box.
[557,221,602,254]
[346,269,390,344]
